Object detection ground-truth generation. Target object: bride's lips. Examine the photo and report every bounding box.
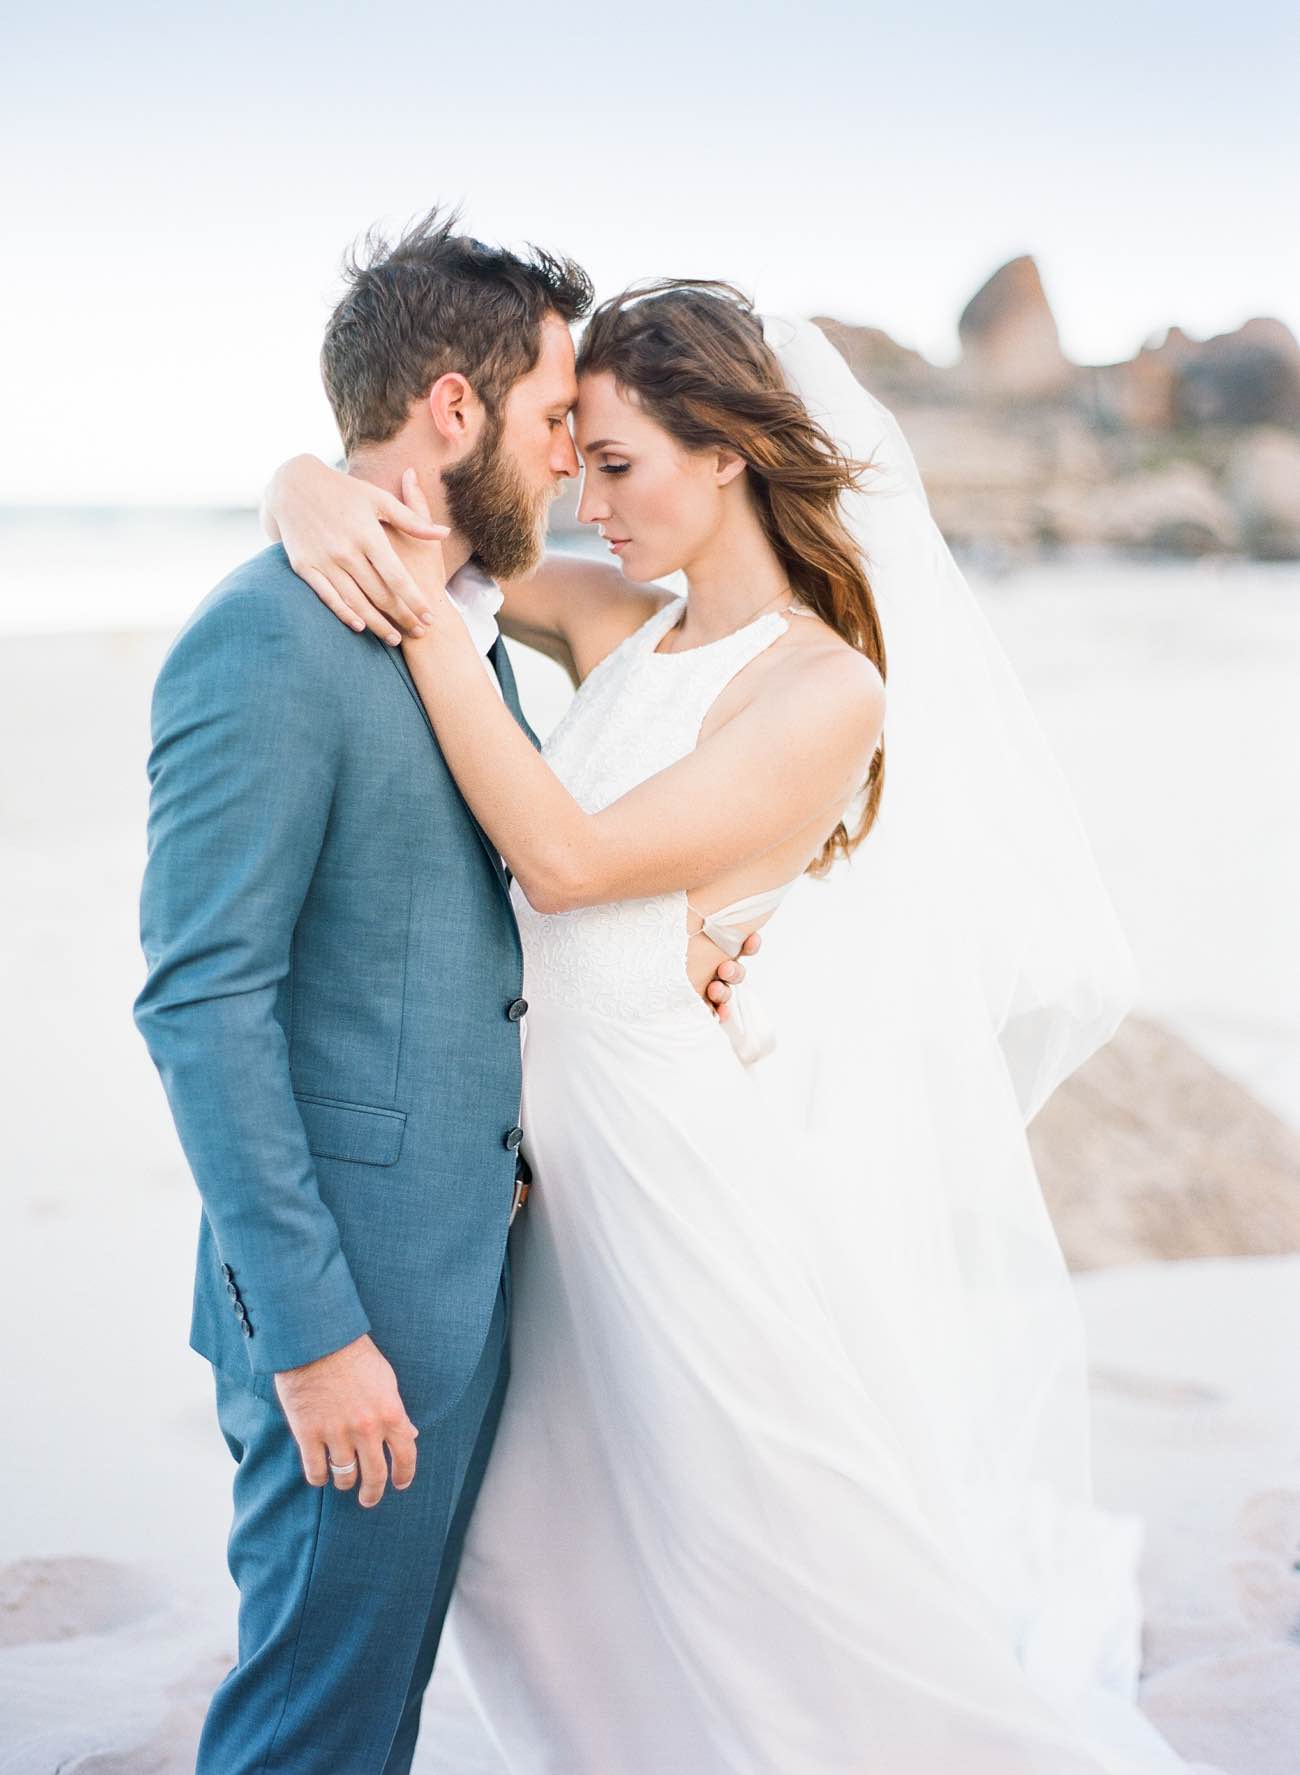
[606,538,630,555]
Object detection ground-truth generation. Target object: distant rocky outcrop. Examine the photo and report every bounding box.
[1031,1015,1300,1270]
[812,257,1300,561]
[957,256,1073,399]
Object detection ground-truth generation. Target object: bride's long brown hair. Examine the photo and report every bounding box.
[576,279,886,873]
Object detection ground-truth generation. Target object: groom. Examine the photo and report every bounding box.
[134,210,750,1773]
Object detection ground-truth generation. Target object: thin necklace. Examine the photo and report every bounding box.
[659,584,806,654]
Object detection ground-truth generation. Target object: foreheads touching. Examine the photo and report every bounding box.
[319,203,592,460]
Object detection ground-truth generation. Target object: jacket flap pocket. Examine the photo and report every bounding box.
[294,1094,407,1167]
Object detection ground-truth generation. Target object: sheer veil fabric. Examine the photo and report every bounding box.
[747,318,1186,1755]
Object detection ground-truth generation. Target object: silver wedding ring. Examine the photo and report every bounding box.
[328,1457,358,1477]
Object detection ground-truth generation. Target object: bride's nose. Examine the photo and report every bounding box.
[576,472,609,527]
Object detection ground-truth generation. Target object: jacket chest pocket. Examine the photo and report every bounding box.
[289,871,413,1105]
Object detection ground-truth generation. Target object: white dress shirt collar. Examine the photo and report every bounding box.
[445,556,505,660]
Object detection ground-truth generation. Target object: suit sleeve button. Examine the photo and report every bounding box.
[504,1125,524,1151]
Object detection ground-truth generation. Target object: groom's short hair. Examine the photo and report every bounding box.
[321,206,593,455]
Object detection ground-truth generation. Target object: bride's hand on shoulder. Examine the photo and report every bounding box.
[262,453,449,647]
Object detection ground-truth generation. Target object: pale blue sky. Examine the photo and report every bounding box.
[3,0,1296,502]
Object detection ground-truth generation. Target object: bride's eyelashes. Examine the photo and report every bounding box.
[599,463,631,476]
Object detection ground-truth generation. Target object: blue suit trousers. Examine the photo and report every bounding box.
[195,1263,510,1775]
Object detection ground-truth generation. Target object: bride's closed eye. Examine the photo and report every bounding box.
[599,463,631,476]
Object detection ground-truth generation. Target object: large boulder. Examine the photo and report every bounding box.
[957,256,1073,399]
[893,407,1046,553]
[1175,318,1300,427]
[1225,427,1300,559]
[810,317,938,395]
[1085,461,1239,553]
[1030,1015,1300,1271]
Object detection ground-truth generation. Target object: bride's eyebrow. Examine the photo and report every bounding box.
[581,438,628,453]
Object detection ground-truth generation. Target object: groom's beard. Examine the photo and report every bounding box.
[443,418,553,581]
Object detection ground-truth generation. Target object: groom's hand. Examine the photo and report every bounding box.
[274,1333,420,1508]
[706,930,762,1022]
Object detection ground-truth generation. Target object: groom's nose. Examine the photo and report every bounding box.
[551,425,580,478]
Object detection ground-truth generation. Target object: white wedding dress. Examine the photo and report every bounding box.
[433,593,1210,1775]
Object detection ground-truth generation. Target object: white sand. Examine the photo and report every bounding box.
[1,570,1296,1771]
[3,1257,1295,1772]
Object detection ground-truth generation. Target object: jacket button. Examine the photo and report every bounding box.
[504,1125,524,1151]
[241,1319,254,1338]
[221,1264,234,1281]
[226,1281,239,1300]
[506,997,528,1022]
[233,1298,247,1320]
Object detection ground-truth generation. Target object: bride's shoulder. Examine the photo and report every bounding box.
[780,619,883,698]
[764,627,885,745]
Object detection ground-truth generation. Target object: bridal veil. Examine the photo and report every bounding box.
[753,316,1161,1743]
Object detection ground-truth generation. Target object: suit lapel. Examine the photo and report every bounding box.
[489,636,542,753]
[382,640,534,903]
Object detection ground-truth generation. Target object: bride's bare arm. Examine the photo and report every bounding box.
[402,566,884,914]
[262,454,669,684]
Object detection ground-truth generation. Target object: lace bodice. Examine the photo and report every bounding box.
[510,595,798,1025]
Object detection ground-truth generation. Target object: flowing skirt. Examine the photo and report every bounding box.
[435,996,1202,1774]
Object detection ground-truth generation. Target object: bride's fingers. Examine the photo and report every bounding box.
[382,478,445,538]
[366,531,437,631]
[345,546,430,637]
[300,566,368,634]
[337,567,404,646]
[310,564,403,646]
[398,468,439,526]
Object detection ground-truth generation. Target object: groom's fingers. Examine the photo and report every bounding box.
[388,1421,419,1493]
[355,1434,390,1509]
[325,1439,359,1491]
[707,965,736,1004]
[300,1434,331,1487]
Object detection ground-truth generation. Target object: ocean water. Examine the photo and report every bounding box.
[2,508,1297,1126]
[0,505,273,638]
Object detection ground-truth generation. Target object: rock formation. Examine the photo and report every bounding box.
[1031,1014,1300,1271]
[957,255,1073,399]
[809,257,1300,560]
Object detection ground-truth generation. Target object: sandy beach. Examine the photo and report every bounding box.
[1,552,1297,1771]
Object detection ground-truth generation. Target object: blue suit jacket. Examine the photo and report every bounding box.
[134,545,535,1417]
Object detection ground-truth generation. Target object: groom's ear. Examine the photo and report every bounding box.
[426,371,482,451]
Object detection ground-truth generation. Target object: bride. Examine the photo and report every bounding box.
[265,283,1213,1772]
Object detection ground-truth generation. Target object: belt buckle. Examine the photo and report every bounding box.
[509,1154,532,1227]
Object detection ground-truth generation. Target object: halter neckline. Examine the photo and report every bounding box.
[648,597,812,659]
